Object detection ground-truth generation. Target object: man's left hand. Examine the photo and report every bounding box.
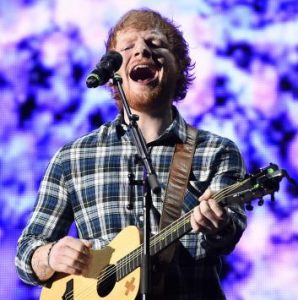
[190,188,230,235]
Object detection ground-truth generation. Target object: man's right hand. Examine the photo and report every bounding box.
[31,236,92,282]
[48,236,92,275]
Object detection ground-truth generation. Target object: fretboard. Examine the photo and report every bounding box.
[114,164,285,281]
[116,210,193,280]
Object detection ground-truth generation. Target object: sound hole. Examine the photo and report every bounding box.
[97,264,116,297]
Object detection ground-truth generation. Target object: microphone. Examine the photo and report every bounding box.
[86,51,123,88]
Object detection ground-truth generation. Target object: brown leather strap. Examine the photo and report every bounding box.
[158,124,198,264]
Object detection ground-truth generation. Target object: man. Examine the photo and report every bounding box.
[16,8,246,299]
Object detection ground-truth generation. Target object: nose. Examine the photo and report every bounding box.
[134,40,151,58]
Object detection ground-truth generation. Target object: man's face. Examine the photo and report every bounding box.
[113,28,178,113]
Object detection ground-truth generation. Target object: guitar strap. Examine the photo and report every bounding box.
[158,124,198,265]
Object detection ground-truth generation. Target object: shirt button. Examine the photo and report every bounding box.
[138,215,144,227]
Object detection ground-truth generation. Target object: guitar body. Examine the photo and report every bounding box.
[40,226,141,300]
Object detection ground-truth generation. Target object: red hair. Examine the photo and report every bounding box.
[105,8,195,101]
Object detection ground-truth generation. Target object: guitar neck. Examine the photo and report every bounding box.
[150,210,193,255]
[115,182,243,280]
[116,165,283,281]
[116,210,193,280]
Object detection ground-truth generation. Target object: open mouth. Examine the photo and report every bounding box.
[129,64,158,84]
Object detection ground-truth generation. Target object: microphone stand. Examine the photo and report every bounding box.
[113,73,161,300]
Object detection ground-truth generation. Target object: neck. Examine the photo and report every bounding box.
[124,105,173,143]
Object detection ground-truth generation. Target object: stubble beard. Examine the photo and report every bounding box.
[127,85,165,112]
[125,75,175,113]
[113,68,176,113]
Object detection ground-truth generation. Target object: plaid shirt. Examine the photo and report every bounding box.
[16,106,246,299]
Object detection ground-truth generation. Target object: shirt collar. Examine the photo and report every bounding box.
[111,105,188,144]
[159,106,188,144]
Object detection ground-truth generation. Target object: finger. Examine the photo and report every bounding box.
[62,236,90,252]
[191,206,215,233]
[190,211,200,232]
[199,200,219,225]
[200,200,231,231]
[51,239,90,267]
[63,245,90,264]
[208,198,227,220]
[58,237,91,259]
[190,206,202,232]
[54,261,85,275]
[199,188,213,202]
[51,250,89,274]
[81,239,92,249]
[61,253,89,270]
[208,200,231,230]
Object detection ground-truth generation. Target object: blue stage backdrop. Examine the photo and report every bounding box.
[1,1,298,299]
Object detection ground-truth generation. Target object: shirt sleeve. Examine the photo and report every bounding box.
[203,138,247,255]
[15,149,74,285]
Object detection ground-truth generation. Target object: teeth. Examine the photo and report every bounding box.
[133,64,151,71]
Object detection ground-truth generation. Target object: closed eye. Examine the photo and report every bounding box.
[121,45,133,51]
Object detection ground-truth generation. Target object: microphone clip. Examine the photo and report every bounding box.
[128,173,144,186]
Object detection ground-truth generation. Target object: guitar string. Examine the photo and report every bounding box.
[62,180,247,299]
[149,179,251,255]
[94,182,240,285]
[149,180,245,252]
[62,181,246,299]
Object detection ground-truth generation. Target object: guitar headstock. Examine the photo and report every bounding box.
[219,163,295,210]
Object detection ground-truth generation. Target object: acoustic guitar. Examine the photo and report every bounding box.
[40,163,291,300]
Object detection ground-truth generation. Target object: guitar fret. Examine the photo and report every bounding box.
[116,166,282,280]
[150,212,193,256]
[116,183,247,281]
[116,247,142,280]
[116,213,193,280]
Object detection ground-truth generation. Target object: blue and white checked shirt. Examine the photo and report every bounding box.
[16,106,246,299]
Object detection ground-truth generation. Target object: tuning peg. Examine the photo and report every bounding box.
[271,193,275,202]
[245,202,254,211]
[258,197,264,206]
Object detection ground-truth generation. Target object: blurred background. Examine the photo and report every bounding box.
[1,0,298,299]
